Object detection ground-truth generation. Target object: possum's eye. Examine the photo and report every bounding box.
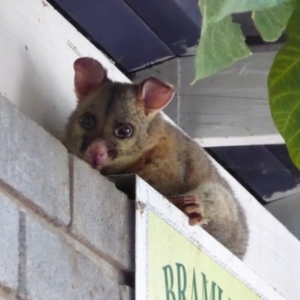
[80,113,96,129]
[114,124,133,138]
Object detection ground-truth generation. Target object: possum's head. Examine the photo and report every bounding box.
[64,57,175,174]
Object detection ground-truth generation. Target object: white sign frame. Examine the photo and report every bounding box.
[135,175,287,300]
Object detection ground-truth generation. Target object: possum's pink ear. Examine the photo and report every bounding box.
[140,77,175,113]
[74,57,107,100]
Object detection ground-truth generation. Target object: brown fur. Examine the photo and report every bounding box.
[63,57,248,259]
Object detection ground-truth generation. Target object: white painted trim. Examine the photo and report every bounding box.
[195,134,284,147]
[135,177,287,300]
[135,190,148,300]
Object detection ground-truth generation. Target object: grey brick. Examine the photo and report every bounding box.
[0,191,19,290]
[26,214,121,300]
[0,96,70,225]
[0,293,17,300]
[119,286,134,300]
[71,156,134,270]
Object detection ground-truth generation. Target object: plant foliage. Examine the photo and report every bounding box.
[268,1,300,168]
[194,0,294,82]
[194,0,300,170]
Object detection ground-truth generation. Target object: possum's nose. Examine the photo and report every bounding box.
[89,148,105,157]
[89,148,108,167]
[84,139,110,170]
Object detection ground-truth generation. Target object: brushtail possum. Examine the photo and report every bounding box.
[64,57,248,258]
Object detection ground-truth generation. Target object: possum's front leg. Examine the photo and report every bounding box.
[169,183,248,259]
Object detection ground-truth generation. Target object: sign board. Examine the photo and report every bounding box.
[135,177,286,300]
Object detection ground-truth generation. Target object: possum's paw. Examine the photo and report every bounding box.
[168,195,207,226]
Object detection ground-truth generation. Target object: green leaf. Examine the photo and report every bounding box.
[193,0,292,83]
[193,15,251,82]
[253,2,295,42]
[268,3,300,168]
[208,0,291,23]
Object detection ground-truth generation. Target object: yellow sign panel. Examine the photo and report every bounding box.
[148,211,261,300]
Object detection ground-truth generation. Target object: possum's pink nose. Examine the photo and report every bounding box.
[89,148,105,157]
[85,140,109,170]
[89,148,108,167]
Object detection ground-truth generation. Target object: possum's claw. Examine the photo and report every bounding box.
[168,195,206,226]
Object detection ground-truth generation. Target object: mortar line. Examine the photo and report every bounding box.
[16,211,27,299]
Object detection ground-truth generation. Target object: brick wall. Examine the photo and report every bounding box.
[0,95,134,300]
